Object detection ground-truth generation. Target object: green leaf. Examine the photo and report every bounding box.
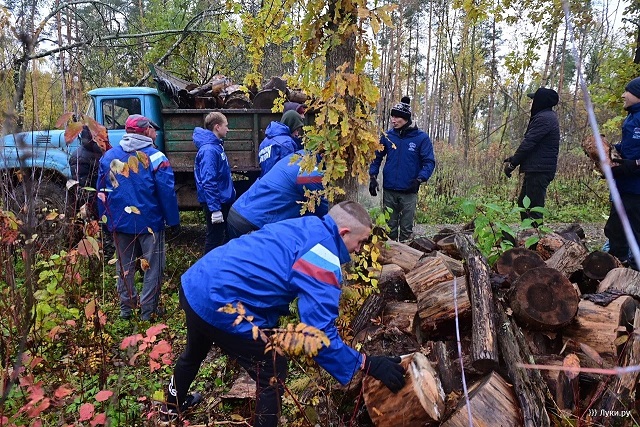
[524,235,540,248]
[461,199,476,215]
[522,196,531,209]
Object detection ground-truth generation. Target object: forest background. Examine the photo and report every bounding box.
[1,0,640,425]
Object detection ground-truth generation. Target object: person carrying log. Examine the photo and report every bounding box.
[604,77,640,269]
[503,87,560,224]
[257,110,304,176]
[369,96,436,241]
[160,201,406,426]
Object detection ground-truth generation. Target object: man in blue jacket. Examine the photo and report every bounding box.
[258,110,304,176]
[227,150,328,239]
[97,114,179,320]
[604,77,640,269]
[161,201,406,426]
[369,96,436,241]
[194,112,236,254]
[503,87,560,223]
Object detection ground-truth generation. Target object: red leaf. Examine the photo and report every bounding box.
[90,412,107,426]
[95,390,113,402]
[149,340,171,360]
[54,384,74,399]
[55,112,75,129]
[27,398,50,417]
[120,334,143,350]
[79,403,95,421]
[64,122,84,145]
[145,324,167,339]
[85,299,97,319]
[149,360,161,372]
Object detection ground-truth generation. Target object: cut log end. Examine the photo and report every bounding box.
[496,247,546,283]
[582,250,622,280]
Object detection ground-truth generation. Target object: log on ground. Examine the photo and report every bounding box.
[379,240,425,272]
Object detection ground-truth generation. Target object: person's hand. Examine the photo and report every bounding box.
[611,158,639,178]
[211,211,224,224]
[503,161,516,178]
[369,176,379,197]
[362,355,405,393]
[410,178,422,193]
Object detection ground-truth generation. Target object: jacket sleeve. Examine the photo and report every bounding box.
[150,151,180,227]
[510,115,548,166]
[200,148,222,211]
[418,134,436,182]
[369,134,388,177]
[290,250,363,385]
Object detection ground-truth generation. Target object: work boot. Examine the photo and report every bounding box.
[159,392,203,424]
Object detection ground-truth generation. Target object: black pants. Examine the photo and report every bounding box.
[604,193,640,267]
[517,172,555,222]
[227,206,259,240]
[167,288,287,427]
[202,203,231,254]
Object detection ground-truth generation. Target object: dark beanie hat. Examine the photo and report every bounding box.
[390,96,412,120]
[281,110,304,133]
[626,77,640,99]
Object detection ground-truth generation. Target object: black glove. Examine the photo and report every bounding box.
[503,161,516,178]
[369,176,379,197]
[362,355,405,393]
[611,158,640,178]
[409,178,422,193]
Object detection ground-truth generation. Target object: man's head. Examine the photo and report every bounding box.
[390,96,412,129]
[125,114,159,140]
[623,77,640,110]
[526,87,558,116]
[204,112,229,138]
[281,110,304,137]
[329,201,372,253]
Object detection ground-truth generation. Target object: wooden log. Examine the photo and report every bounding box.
[509,267,580,330]
[581,133,619,173]
[562,296,639,362]
[546,241,589,278]
[597,308,640,416]
[434,251,465,276]
[262,76,288,92]
[363,352,445,427]
[408,236,437,253]
[382,301,417,335]
[405,257,454,299]
[534,232,569,260]
[557,223,587,244]
[223,90,252,109]
[353,324,420,356]
[583,251,622,280]
[454,234,499,372]
[597,267,640,295]
[495,299,552,427]
[425,341,461,395]
[413,276,471,342]
[441,372,523,427]
[378,240,424,272]
[252,89,281,109]
[495,247,546,284]
[287,89,308,103]
[436,233,462,259]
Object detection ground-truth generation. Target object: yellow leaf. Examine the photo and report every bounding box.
[563,353,581,380]
[252,326,259,341]
[45,212,59,220]
[140,258,150,271]
[136,151,150,168]
[124,206,141,214]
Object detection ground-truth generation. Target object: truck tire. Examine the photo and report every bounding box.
[12,180,74,250]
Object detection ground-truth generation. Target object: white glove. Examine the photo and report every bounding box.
[210,211,224,224]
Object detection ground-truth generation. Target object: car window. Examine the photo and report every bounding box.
[101,98,142,130]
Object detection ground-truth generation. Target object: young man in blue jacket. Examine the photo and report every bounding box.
[604,77,640,269]
[193,112,236,254]
[161,201,406,426]
[227,150,328,239]
[97,114,180,320]
[369,96,436,241]
[257,110,304,176]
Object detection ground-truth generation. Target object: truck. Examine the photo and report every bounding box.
[0,86,285,244]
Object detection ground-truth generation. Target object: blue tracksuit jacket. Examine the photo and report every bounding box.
[258,121,298,177]
[193,127,236,211]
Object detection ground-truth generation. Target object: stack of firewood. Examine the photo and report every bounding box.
[351,225,640,426]
[152,65,307,110]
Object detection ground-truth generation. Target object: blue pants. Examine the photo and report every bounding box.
[113,230,165,320]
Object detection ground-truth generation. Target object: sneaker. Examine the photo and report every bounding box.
[159,393,203,423]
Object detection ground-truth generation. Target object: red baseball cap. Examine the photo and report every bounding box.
[125,114,160,133]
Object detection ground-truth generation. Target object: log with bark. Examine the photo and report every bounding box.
[581,133,620,173]
[409,236,437,253]
[596,267,640,295]
[378,240,424,272]
[495,247,546,284]
[545,240,589,279]
[441,371,523,427]
[454,234,499,372]
[509,267,580,330]
[363,352,445,427]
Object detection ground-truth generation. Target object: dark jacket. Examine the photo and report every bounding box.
[369,122,435,192]
[509,88,560,174]
[613,102,640,194]
[69,127,104,188]
[193,127,236,211]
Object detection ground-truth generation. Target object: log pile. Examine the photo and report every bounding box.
[150,65,307,110]
[352,225,640,426]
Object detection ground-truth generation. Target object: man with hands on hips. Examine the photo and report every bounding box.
[193,112,236,254]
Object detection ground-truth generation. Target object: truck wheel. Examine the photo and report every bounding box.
[12,180,74,249]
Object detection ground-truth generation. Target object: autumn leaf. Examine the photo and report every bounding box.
[128,156,139,174]
[124,206,141,214]
[90,413,107,426]
[79,403,95,421]
[64,122,85,145]
[55,112,75,129]
[120,334,143,350]
[136,151,150,168]
[563,353,581,380]
[149,340,172,360]
[45,211,59,221]
[139,258,150,271]
[95,390,113,402]
[145,324,167,339]
[54,384,74,399]
[85,299,97,319]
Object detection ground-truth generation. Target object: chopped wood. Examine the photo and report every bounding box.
[597,267,640,295]
[454,234,499,372]
[496,247,546,283]
[436,233,463,259]
[557,223,587,243]
[434,251,465,276]
[534,232,569,260]
[509,267,579,330]
[363,352,445,426]
[287,89,308,104]
[409,236,437,253]
[382,301,417,335]
[354,325,419,357]
[582,250,622,280]
[581,133,619,173]
[495,299,552,427]
[441,371,523,427]
[545,240,589,278]
[425,341,461,395]
[405,256,454,299]
[378,240,424,272]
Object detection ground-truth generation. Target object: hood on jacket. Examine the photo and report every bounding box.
[281,110,304,134]
[395,119,417,137]
[529,87,559,116]
[193,127,222,150]
[119,133,154,152]
[265,121,292,138]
